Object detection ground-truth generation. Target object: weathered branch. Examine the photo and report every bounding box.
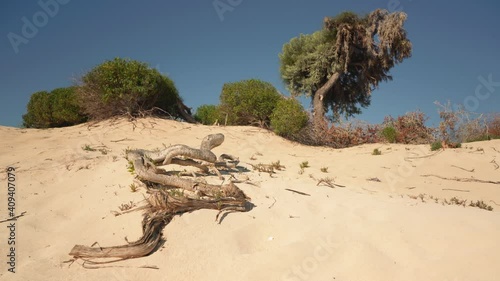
[69,134,250,263]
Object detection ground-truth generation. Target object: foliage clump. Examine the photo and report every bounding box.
[270,98,308,137]
[382,111,433,144]
[380,126,397,143]
[23,87,87,128]
[194,104,222,125]
[77,58,187,121]
[219,79,281,127]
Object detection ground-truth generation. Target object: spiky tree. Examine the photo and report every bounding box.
[280,9,412,130]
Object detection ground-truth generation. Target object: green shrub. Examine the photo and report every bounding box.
[23,87,88,128]
[77,57,182,120]
[270,98,308,137]
[430,141,442,151]
[219,79,281,127]
[372,148,382,155]
[194,104,222,125]
[22,91,52,128]
[50,87,87,127]
[381,126,397,143]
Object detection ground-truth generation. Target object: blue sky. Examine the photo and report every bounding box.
[1,0,499,128]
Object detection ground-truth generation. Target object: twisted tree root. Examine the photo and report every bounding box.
[69,134,250,264]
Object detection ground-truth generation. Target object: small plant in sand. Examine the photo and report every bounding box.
[82,144,96,152]
[129,183,138,193]
[298,161,310,175]
[320,167,329,173]
[309,174,339,189]
[118,201,136,211]
[168,189,185,198]
[271,160,286,171]
[372,148,382,155]
[469,200,493,211]
[127,161,135,174]
[430,141,443,151]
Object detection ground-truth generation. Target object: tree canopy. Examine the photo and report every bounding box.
[280,9,412,128]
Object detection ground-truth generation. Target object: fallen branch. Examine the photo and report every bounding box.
[404,150,441,161]
[451,165,474,172]
[69,134,250,263]
[0,211,27,223]
[285,188,310,196]
[268,197,277,209]
[421,174,500,185]
[442,188,470,192]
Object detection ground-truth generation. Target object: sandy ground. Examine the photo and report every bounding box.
[0,117,499,281]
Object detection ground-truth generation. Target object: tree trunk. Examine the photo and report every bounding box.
[313,72,340,130]
[176,100,197,124]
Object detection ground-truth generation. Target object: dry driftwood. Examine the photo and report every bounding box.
[69,134,249,263]
[421,174,500,185]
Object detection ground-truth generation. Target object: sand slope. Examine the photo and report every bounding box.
[0,118,499,281]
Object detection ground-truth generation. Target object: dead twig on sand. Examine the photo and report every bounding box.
[268,197,277,209]
[310,174,346,188]
[491,159,499,170]
[0,211,27,223]
[442,188,470,192]
[451,165,474,172]
[421,174,500,185]
[489,200,500,206]
[404,150,441,162]
[110,138,134,143]
[285,188,310,196]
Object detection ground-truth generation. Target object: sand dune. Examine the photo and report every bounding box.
[1,117,499,281]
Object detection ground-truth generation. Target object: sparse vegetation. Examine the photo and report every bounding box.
[469,200,493,211]
[82,144,96,152]
[127,161,135,174]
[271,160,285,171]
[118,201,136,211]
[320,167,329,173]
[299,161,310,169]
[382,111,434,144]
[372,148,382,155]
[129,183,138,193]
[430,141,443,151]
[408,194,494,211]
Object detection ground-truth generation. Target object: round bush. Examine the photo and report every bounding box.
[381,126,397,143]
[219,79,281,127]
[194,104,221,125]
[50,87,87,127]
[77,58,182,120]
[22,91,52,128]
[270,98,308,137]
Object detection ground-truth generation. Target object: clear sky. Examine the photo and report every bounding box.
[1,0,499,128]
